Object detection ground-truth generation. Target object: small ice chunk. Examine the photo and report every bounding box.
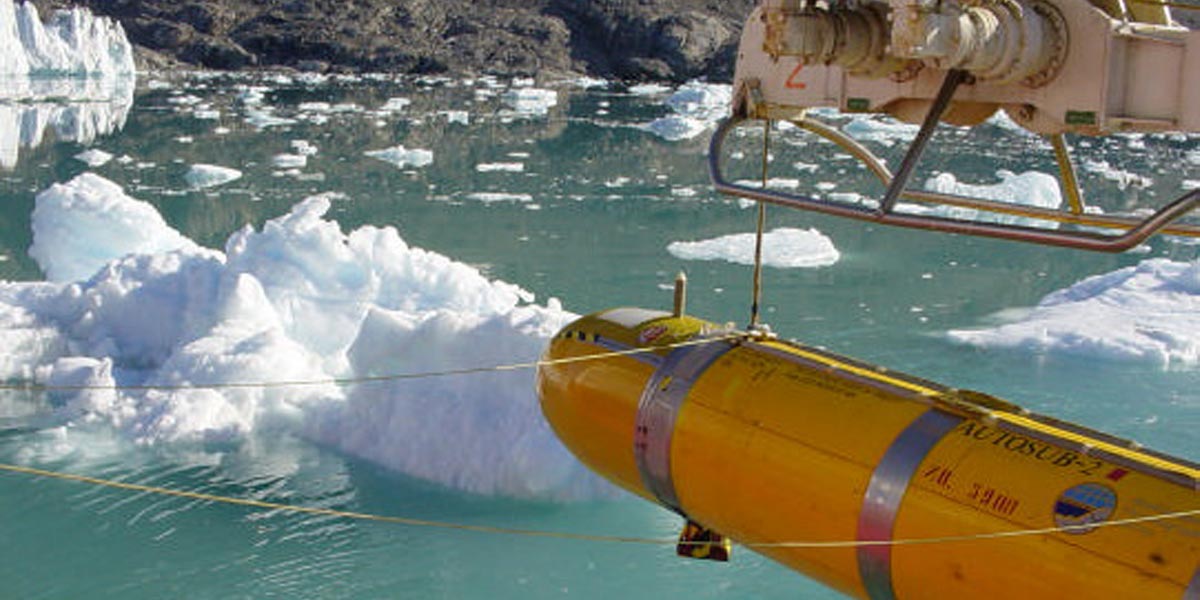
[628,83,671,95]
[465,192,533,203]
[290,139,318,156]
[74,149,113,167]
[380,97,411,112]
[364,145,433,169]
[272,153,307,169]
[502,88,558,115]
[476,162,524,173]
[842,117,919,145]
[440,110,469,125]
[667,228,840,268]
[185,164,243,189]
[643,116,709,141]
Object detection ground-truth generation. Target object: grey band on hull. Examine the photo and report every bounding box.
[634,339,734,514]
[1184,566,1200,600]
[857,409,963,600]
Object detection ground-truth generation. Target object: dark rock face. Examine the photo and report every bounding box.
[33,0,756,81]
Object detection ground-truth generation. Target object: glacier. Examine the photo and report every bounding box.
[0,0,135,168]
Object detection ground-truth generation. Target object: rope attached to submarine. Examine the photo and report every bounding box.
[0,460,1197,549]
[0,334,744,393]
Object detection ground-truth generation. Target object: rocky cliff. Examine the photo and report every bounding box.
[33,0,756,81]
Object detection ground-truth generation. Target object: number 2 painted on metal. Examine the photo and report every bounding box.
[786,64,807,89]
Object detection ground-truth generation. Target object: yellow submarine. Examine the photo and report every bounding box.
[539,0,1200,597]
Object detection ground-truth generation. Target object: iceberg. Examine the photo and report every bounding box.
[667,227,840,268]
[1,174,611,499]
[948,259,1200,367]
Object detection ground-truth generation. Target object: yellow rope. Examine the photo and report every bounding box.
[2,461,1197,549]
[0,333,743,393]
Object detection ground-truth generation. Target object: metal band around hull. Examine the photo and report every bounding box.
[857,410,964,600]
[634,339,733,514]
[1184,567,1200,600]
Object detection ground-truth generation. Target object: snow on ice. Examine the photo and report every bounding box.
[948,259,1200,367]
[0,174,612,500]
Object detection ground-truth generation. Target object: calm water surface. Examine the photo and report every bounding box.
[1,72,1196,598]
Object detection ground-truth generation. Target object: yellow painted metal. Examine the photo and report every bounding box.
[537,309,1200,599]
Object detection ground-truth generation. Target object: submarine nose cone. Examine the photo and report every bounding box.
[537,308,718,501]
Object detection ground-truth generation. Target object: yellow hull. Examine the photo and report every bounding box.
[537,308,1200,599]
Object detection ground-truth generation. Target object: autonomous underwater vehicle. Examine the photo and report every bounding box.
[538,0,1200,597]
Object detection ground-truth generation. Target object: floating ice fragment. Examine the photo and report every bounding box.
[667,228,840,268]
[501,87,558,115]
[628,83,671,95]
[641,81,731,141]
[73,148,112,167]
[185,164,242,189]
[912,170,1062,227]
[476,162,524,173]
[290,139,318,156]
[643,116,709,141]
[842,116,919,145]
[380,97,411,112]
[364,145,433,169]
[272,153,307,169]
[948,259,1200,366]
[465,192,533,203]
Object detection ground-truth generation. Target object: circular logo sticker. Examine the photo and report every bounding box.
[1053,482,1117,534]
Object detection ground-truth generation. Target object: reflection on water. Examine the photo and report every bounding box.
[0,78,134,169]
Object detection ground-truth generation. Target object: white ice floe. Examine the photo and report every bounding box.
[290,139,318,156]
[272,153,307,169]
[73,148,112,167]
[464,192,534,203]
[501,87,558,115]
[441,110,469,125]
[0,174,612,500]
[1081,159,1153,189]
[185,164,243,189]
[0,0,134,77]
[628,83,672,96]
[364,145,433,169]
[644,116,709,142]
[244,109,297,129]
[476,162,524,173]
[909,170,1062,227]
[842,116,919,146]
[667,227,840,268]
[948,258,1200,367]
[642,81,731,142]
[379,97,411,112]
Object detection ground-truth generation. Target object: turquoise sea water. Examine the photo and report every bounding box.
[1,72,1197,598]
